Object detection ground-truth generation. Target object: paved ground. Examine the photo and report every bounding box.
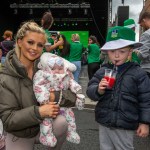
[34,101,150,150]
[34,107,99,150]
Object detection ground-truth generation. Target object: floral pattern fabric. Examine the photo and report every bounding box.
[33,54,85,147]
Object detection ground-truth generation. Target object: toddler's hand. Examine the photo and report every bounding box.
[98,78,108,95]
[136,124,149,138]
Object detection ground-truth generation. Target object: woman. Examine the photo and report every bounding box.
[57,34,70,61]
[69,34,83,83]
[0,30,15,63]
[87,35,101,80]
[0,21,75,150]
[41,12,63,52]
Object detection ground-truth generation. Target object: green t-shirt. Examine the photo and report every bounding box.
[87,44,100,64]
[69,42,83,62]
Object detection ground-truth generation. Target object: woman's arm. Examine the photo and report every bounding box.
[45,40,63,52]
[0,81,59,133]
[0,85,41,131]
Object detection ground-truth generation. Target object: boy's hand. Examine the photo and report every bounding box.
[98,78,108,95]
[136,124,149,137]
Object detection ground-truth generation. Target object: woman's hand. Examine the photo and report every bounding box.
[98,78,108,95]
[45,40,64,52]
[57,40,64,46]
[39,102,60,118]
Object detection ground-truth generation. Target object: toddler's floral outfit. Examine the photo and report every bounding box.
[33,53,85,147]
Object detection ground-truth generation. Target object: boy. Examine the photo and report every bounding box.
[86,26,150,150]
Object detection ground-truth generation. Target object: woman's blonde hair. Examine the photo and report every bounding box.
[71,33,80,41]
[15,21,47,58]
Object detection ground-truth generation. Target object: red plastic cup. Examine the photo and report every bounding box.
[104,69,117,89]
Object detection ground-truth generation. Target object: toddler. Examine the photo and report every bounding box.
[33,53,85,147]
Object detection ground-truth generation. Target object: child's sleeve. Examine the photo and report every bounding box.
[86,68,105,101]
[33,70,50,104]
[137,71,150,124]
[76,93,85,110]
[69,78,85,110]
[69,78,82,94]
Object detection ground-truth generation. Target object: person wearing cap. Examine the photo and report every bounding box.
[124,18,136,30]
[0,30,15,64]
[135,12,150,78]
[123,18,141,64]
[86,26,150,150]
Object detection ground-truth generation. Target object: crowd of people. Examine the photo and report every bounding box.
[0,8,150,150]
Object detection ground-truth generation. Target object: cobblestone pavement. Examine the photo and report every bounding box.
[34,108,150,150]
